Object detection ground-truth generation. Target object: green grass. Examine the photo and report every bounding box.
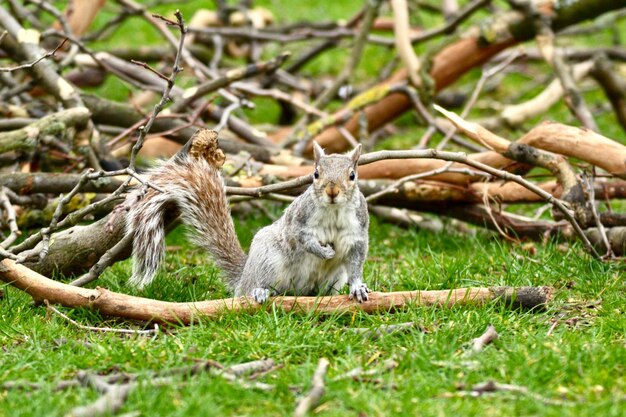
[1,216,625,416]
[2,1,626,416]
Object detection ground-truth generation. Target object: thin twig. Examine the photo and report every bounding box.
[0,187,20,248]
[348,322,420,339]
[0,38,67,72]
[127,10,187,170]
[470,324,498,353]
[365,162,490,203]
[410,0,491,44]
[294,358,329,417]
[454,380,576,406]
[583,172,614,259]
[333,359,398,381]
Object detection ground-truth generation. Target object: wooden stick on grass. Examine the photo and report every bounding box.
[0,260,553,325]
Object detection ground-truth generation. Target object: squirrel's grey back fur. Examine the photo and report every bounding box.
[125,131,369,303]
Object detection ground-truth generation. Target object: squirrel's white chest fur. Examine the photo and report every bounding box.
[277,204,362,294]
[309,205,361,258]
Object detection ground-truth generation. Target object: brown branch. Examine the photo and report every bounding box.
[0,260,554,324]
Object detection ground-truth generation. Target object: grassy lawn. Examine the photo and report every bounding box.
[2,1,626,416]
[2,217,625,416]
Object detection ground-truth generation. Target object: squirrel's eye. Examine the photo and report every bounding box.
[314,169,319,179]
[349,171,356,181]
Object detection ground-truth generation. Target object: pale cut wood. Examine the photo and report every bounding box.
[517,122,626,179]
[0,260,553,325]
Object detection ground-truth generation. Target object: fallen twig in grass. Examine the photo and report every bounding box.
[68,372,135,417]
[448,380,575,406]
[294,358,329,417]
[227,359,276,377]
[45,301,159,336]
[349,322,421,339]
[470,324,498,353]
[0,259,554,325]
[248,364,285,381]
[333,359,398,382]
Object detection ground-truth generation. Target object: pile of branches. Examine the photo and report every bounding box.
[0,0,625,291]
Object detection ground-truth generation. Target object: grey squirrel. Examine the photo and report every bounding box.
[125,129,369,303]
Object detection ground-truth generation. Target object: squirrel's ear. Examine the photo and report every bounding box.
[350,144,362,165]
[313,141,325,163]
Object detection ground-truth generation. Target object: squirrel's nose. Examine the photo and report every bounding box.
[325,183,339,200]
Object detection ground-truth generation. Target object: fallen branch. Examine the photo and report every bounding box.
[0,38,67,72]
[0,260,553,324]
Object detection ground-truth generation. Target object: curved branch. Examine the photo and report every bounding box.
[0,260,553,325]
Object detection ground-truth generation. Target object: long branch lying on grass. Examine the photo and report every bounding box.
[0,259,553,325]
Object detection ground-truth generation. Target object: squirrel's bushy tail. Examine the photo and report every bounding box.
[125,131,246,289]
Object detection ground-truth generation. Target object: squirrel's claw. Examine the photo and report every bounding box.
[349,282,369,303]
[251,288,271,304]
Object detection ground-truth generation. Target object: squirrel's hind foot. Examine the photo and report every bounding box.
[251,287,272,304]
[349,281,370,303]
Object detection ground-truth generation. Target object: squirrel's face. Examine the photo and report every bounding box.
[312,142,361,206]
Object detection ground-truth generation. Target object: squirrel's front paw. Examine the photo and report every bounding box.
[349,281,369,303]
[318,244,335,259]
[251,288,271,304]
